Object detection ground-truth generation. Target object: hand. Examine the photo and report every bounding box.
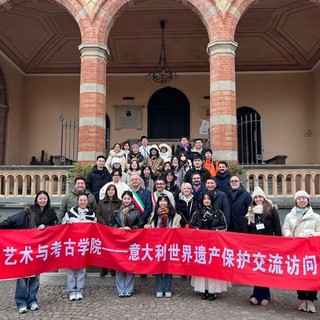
[38,224,46,230]
[122,226,131,231]
[144,224,151,229]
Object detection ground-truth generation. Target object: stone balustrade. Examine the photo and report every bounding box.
[0,165,320,199]
[243,165,320,198]
[0,166,71,197]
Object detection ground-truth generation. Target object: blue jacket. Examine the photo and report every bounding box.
[134,187,152,224]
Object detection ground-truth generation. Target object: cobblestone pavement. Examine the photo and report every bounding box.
[0,272,316,320]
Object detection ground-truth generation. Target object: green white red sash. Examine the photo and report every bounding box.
[151,191,159,207]
[131,188,145,214]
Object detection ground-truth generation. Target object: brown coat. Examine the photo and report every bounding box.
[96,197,121,225]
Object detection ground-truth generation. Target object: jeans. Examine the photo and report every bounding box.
[15,276,40,308]
[156,274,172,293]
[116,271,134,294]
[66,268,86,294]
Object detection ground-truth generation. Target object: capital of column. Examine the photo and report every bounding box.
[207,40,238,57]
[78,43,110,61]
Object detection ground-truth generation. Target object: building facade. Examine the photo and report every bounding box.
[0,0,319,165]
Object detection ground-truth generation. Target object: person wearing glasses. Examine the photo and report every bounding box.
[152,177,175,209]
[227,176,252,232]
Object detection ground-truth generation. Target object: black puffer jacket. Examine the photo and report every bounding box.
[190,206,227,231]
[176,195,198,227]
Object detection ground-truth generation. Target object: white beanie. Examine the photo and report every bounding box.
[252,186,266,200]
[294,190,309,200]
[111,157,122,166]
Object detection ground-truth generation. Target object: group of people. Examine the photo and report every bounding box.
[0,135,319,314]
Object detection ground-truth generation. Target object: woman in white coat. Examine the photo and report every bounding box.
[282,190,320,313]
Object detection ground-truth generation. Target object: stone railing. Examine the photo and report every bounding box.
[0,165,320,199]
[243,165,320,198]
[0,166,72,197]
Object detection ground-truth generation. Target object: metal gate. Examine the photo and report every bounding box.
[237,107,263,164]
[60,114,78,164]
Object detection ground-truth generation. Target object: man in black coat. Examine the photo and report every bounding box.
[204,177,231,228]
[215,161,232,194]
[86,155,111,203]
[227,176,252,232]
[184,153,211,184]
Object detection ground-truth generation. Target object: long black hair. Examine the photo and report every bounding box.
[150,193,176,225]
[31,190,58,226]
[104,184,119,201]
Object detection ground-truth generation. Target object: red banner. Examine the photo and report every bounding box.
[0,224,320,290]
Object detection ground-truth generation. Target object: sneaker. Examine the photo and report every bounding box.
[307,300,316,313]
[250,297,258,305]
[18,307,27,314]
[156,292,163,298]
[30,303,39,311]
[77,293,83,300]
[261,299,269,306]
[124,292,132,297]
[69,292,76,301]
[118,293,125,298]
[298,300,307,312]
[110,269,116,277]
[165,292,172,298]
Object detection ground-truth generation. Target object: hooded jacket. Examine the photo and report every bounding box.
[159,143,172,163]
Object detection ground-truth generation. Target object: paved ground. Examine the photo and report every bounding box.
[0,272,317,319]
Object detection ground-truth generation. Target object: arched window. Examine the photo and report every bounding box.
[148,87,190,139]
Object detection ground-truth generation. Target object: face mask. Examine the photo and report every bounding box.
[181,156,186,161]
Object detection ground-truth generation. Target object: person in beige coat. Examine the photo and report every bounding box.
[282,190,320,313]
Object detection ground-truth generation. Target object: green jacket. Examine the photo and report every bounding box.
[58,189,97,222]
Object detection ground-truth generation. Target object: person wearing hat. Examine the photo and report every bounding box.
[282,190,320,313]
[126,144,144,170]
[183,153,211,184]
[203,148,218,177]
[105,143,126,173]
[159,143,172,163]
[244,186,281,306]
[144,145,164,179]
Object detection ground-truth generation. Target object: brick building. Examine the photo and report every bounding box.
[0,0,319,165]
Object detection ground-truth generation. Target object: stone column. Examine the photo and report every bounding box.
[207,40,238,162]
[78,43,109,163]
